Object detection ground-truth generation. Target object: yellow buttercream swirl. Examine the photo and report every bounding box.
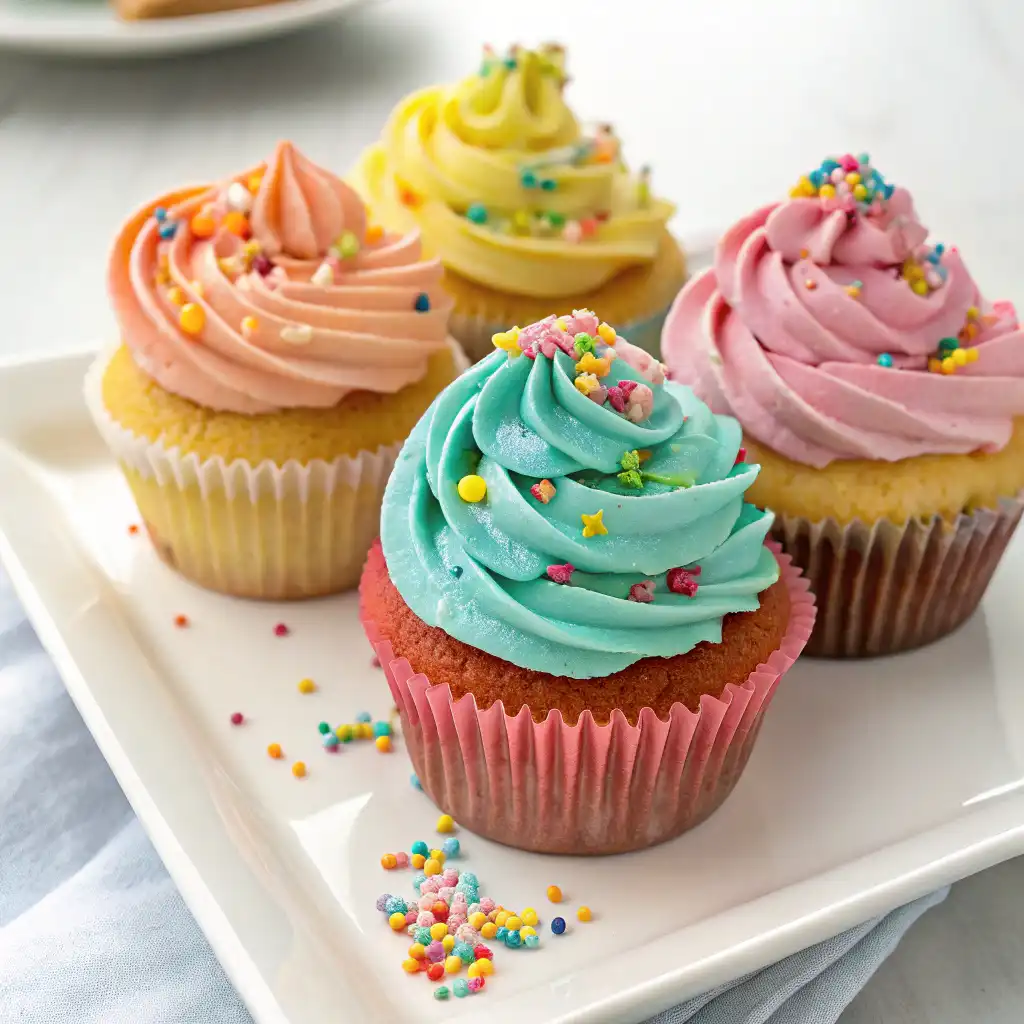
[352,45,674,298]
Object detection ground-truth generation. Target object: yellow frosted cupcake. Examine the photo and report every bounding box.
[85,141,460,599]
[352,43,685,361]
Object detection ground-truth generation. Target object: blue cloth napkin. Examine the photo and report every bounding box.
[0,567,947,1024]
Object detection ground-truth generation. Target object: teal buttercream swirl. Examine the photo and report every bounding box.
[381,342,779,679]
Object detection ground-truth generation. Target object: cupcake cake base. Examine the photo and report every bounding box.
[361,540,815,855]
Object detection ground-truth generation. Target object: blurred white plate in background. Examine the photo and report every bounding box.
[0,0,363,57]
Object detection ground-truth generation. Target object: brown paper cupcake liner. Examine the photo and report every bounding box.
[771,493,1023,657]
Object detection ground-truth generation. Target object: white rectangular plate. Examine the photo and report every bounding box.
[3,349,1024,1024]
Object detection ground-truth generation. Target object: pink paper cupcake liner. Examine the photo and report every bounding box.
[363,543,815,854]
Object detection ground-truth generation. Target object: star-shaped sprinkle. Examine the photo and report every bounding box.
[492,327,522,357]
[581,510,607,538]
[575,351,611,377]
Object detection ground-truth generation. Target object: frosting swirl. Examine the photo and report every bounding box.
[109,141,452,415]
[381,310,778,679]
[663,157,1024,467]
[352,45,674,298]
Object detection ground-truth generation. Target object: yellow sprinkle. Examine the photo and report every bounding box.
[512,210,532,234]
[819,183,836,199]
[411,853,425,869]
[408,943,426,960]
[291,761,307,778]
[375,735,392,752]
[241,315,259,335]
[575,352,611,377]
[597,322,616,344]
[845,172,861,186]
[476,958,494,976]
[457,475,487,503]
[574,372,600,395]
[845,285,860,298]
[191,279,205,298]
[941,357,956,374]
[581,510,607,539]
[911,279,930,296]
[380,853,398,869]
[242,240,262,261]
[247,173,264,195]
[297,678,316,694]
[555,318,567,331]
[365,224,384,244]
[505,915,523,931]
[469,912,487,929]
[429,849,445,864]
[520,925,537,938]
[952,348,968,366]
[388,912,406,931]
[547,885,563,903]
[436,814,455,833]
[966,347,979,362]
[335,724,353,741]
[521,908,538,926]
[266,743,282,759]
[495,910,509,927]
[577,906,593,922]
[424,858,442,876]
[928,358,943,373]
[852,184,867,201]
[467,962,483,979]
[401,958,419,974]
[481,922,498,939]
[966,305,980,320]
[445,955,462,975]
[179,303,205,336]
[167,286,186,306]
[442,935,455,953]
[358,723,374,740]
[430,922,448,941]
[492,330,521,357]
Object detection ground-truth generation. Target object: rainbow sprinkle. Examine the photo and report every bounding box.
[790,154,894,214]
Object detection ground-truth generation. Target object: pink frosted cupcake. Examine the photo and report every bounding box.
[663,154,1024,656]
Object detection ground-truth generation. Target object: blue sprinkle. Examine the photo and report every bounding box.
[877,353,893,368]
[936,265,949,280]
[412,872,427,892]
[414,293,430,313]
[450,565,463,578]
[434,986,450,1001]
[410,773,422,790]
[384,896,407,915]
[496,927,508,941]
[525,934,541,948]
[857,152,871,165]
[551,916,566,935]
[317,721,330,735]
[809,169,824,188]
[355,711,372,724]
[933,243,945,257]
[375,893,392,912]
[882,183,895,199]
[411,841,429,857]
[466,202,488,225]
[503,57,516,70]
[454,942,474,963]
[820,159,840,174]
[153,206,167,221]
[453,978,469,998]
[504,929,522,948]
[322,733,339,749]
[158,221,178,240]
[442,837,460,858]
[415,926,432,944]
[373,721,392,738]
[540,178,557,192]
[459,872,478,886]
[520,169,538,189]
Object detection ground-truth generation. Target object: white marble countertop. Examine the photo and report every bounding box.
[0,0,1022,1019]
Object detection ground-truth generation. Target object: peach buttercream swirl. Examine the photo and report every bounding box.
[109,141,453,415]
[663,186,1024,467]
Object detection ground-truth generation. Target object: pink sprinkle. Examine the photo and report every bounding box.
[456,925,480,944]
[404,910,418,925]
[617,379,638,398]
[418,894,435,911]
[587,385,608,405]
[468,977,485,993]
[441,869,459,886]
[546,563,575,585]
[425,941,445,963]
[438,886,456,903]
[628,581,655,603]
[273,623,289,637]
[735,447,747,465]
[626,382,654,423]
[370,655,381,668]
[229,712,244,726]
[416,912,435,927]
[447,914,467,930]
[606,384,627,412]
[478,898,496,914]
[420,877,440,894]
[839,153,859,172]
[394,851,409,868]
[667,566,701,597]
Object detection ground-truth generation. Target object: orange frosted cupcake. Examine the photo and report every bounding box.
[85,141,460,599]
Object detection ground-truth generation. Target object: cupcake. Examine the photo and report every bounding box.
[360,310,814,854]
[663,154,1024,657]
[351,44,685,362]
[86,141,460,599]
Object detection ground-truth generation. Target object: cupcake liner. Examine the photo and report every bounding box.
[363,544,815,855]
[772,493,1024,658]
[84,353,400,599]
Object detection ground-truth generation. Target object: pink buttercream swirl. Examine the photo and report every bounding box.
[663,188,1024,467]
[109,141,453,414]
